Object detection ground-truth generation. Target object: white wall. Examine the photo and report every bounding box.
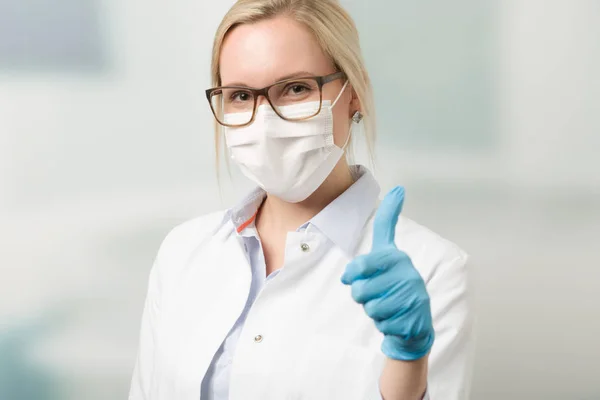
[501,0,600,191]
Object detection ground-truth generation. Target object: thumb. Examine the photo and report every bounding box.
[372,186,405,250]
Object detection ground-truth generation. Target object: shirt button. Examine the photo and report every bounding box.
[254,334,263,343]
[300,243,310,252]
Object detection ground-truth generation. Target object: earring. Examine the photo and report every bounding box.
[352,111,363,124]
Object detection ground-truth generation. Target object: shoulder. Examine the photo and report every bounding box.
[136,210,230,316]
[146,209,231,295]
[361,212,469,283]
[154,209,230,265]
[395,215,469,286]
[395,215,468,261]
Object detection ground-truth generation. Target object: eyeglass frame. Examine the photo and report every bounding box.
[205,71,347,128]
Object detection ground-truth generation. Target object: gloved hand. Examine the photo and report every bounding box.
[341,187,434,361]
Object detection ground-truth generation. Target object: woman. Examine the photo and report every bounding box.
[129,1,472,399]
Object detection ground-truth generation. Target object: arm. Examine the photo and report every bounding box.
[378,255,472,400]
[422,255,473,399]
[379,357,428,400]
[342,187,473,400]
[379,256,473,400]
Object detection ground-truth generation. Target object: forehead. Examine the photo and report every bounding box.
[219,16,335,87]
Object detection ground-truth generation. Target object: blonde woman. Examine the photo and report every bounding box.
[129,1,473,399]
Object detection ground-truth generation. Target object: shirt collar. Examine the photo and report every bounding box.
[228,165,380,254]
[307,165,380,255]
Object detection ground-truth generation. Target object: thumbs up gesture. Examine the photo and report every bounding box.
[341,187,434,361]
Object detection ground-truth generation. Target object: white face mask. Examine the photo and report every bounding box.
[223,82,352,203]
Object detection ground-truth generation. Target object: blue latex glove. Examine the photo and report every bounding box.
[341,187,434,361]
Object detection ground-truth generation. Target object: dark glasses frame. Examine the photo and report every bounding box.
[205,71,346,128]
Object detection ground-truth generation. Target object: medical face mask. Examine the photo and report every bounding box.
[223,82,352,203]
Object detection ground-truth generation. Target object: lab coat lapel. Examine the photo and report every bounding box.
[169,221,252,400]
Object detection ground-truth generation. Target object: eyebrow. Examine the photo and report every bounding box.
[223,71,317,88]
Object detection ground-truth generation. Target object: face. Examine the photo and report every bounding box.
[219,16,359,147]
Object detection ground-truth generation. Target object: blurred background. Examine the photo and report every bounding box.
[1,0,598,399]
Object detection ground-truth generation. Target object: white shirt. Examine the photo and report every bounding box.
[129,166,473,400]
[200,189,277,400]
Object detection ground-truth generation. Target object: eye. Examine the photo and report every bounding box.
[230,91,252,102]
[285,83,312,96]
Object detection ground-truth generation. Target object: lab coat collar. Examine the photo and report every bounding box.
[224,165,381,255]
[228,187,266,234]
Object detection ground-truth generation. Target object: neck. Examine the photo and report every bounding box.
[256,160,354,235]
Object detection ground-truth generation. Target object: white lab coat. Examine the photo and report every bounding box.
[129,208,473,400]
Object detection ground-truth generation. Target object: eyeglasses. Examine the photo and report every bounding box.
[206,71,346,128]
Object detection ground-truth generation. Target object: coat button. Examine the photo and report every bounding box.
[300,243,310,252]
[254,334,263,343]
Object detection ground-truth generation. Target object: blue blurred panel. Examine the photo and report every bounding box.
[0,320,62,400]
[0,0,107,71]
[344,0,495,149]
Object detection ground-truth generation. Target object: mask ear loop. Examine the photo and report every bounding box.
[329,80,352,151]
[341,111,363,151]
[341,122,353,151]
[331,80,350,108]
[326,79,362,180]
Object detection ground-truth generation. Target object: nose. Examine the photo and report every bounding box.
[256,94,270,107]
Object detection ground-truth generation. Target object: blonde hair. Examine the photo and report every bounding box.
[211,0,375,170]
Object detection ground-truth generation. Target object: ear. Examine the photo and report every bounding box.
[348,85,362,119]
